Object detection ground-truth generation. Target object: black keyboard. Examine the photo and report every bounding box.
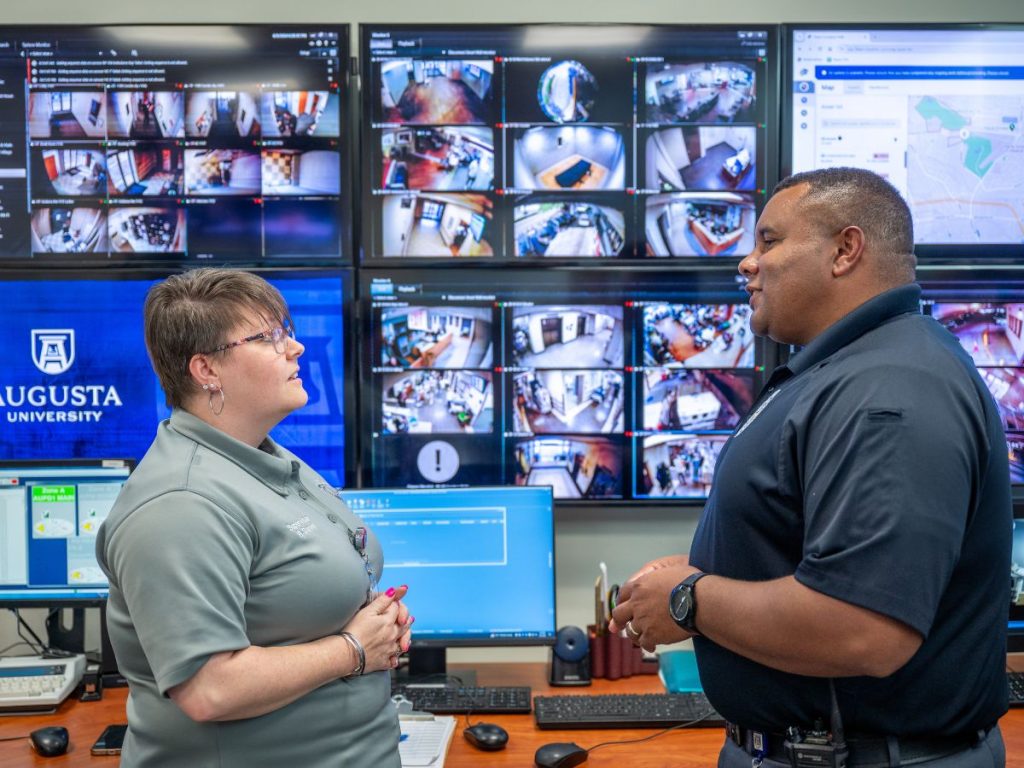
[392,685,532,714]
[1009,671,1024,706]
[534,692,725,730]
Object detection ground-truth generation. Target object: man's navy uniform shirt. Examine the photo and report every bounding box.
[689,284,1011,735]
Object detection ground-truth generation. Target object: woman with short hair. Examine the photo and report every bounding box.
[97,268,410,767]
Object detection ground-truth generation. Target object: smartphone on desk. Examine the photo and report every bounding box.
[90,724,127,756]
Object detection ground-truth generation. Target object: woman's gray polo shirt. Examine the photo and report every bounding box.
[96,409,400,768]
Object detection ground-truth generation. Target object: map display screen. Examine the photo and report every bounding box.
[788,26,1024,252]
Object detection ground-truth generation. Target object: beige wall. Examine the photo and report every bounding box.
[3,0,1022,662]
[4,0,1024,24]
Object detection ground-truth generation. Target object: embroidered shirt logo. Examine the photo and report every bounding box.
[733,387,784,439]
[287,515,317,538]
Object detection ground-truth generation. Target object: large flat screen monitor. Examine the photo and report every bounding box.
[360,268,763,504]
[0,458,133,605]
[785,24,1024,261]
[361,24,778,263]
[918,269,1024,486]
[338,485,555,677]
[0,269,354,486]
[0,24,351,264]
[1010,502,1024,651]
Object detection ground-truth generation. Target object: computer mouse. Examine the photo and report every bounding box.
[535,741,588,768]
[30,726,70,758]
[462,721,509,751]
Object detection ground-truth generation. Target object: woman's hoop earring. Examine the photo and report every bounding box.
[208,386,225,416]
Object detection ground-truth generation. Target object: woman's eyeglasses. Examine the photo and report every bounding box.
[205,326,295,355]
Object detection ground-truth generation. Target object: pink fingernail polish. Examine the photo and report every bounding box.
[385,587,396,597]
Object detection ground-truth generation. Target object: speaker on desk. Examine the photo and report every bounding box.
[549,625,592,686]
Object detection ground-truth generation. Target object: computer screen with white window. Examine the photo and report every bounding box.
[338,485,555,676]
[0,459,132,606]
[786,24,1024,259]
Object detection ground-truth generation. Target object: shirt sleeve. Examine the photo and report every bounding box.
[792,364,985,636]
[105,490,256,695]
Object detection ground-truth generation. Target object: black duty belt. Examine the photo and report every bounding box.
[726,722,993,768]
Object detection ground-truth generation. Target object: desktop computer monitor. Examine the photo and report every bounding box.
[0,458,132,606]
[338,485,556,678]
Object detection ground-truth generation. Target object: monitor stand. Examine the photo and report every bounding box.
[392,646,477,687]
[45,607,85,653]
[44,605,126,688]
[98,604,127,688]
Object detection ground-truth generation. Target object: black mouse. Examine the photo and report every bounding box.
[462,721,509,751]
[535,741,588,768]
[30,726,70,758]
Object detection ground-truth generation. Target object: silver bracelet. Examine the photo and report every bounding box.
[339,632,365,676]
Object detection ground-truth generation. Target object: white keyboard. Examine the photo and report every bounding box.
[0,654,85,713]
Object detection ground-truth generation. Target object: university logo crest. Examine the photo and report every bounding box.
[31,329,76,375]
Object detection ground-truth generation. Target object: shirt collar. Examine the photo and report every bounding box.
[786,283,922,376]
[168,408,296,495]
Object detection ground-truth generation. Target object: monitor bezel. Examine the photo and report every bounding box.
[358,22,780,267]
[781,22,1024,264]
[0,22,354,268]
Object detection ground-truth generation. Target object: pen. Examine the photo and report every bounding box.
[599,562,610,623]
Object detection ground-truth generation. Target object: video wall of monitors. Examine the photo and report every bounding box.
[360,268,762,503]
[0,269,354,486]
[785,24,1024,260]
[361,24,778,263]
[5,21,1024,507]
[919,271,1024,484]
[0,25,351,264]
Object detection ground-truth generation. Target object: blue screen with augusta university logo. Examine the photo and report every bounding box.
[0,270,351,485]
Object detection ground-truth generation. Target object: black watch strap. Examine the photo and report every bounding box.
[671,571,708,634]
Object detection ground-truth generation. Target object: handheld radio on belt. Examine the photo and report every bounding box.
[782,679,848,768]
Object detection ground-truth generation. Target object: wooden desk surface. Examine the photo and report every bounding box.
[1,663,1022,767]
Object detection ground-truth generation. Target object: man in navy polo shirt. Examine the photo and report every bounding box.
[611,167,1010,767]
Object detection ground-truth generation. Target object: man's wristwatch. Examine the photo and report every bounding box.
[669,571,708,634]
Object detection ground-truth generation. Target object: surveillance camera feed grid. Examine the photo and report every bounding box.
[7,27,349,263]
[363,27,771,261]
[364,266,761,501]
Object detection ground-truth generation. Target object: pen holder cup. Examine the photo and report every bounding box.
[586,625,659,680]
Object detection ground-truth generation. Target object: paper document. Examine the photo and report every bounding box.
[399,715,456,767]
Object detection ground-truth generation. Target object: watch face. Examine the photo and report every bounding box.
[670,584,693,623]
